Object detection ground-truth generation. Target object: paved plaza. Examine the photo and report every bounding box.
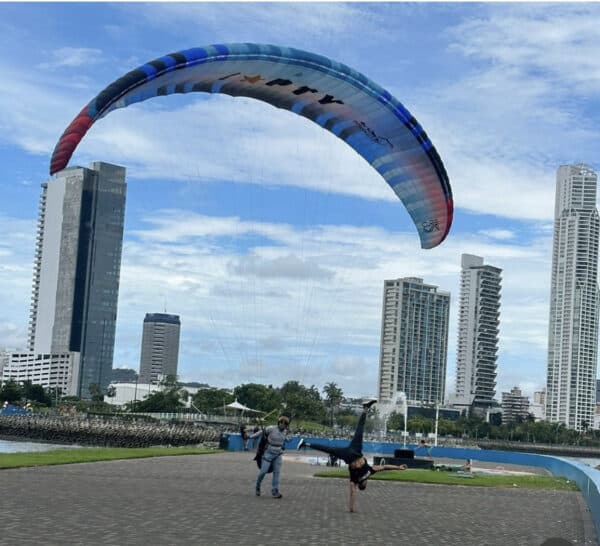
[0,451,597,546]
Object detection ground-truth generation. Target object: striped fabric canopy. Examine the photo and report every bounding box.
[50,43,453,248]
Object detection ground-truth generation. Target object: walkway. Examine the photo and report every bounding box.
[0,452,596,545]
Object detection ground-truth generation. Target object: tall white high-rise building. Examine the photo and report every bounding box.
[377,277,450,404]
[27,162,127,398]
[139,313,181,384]
[453,254,502,414]
[546,164,600,430]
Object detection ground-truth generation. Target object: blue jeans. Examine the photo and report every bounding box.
[306,410,367,464]
[256,450,283,495]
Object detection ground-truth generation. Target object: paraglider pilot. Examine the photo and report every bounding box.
[252,415,292,498]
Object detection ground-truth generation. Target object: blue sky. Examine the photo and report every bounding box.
[1,2,600,399]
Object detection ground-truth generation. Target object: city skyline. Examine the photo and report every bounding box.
[2,4,600,398]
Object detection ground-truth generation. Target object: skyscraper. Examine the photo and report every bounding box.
[28,162,127,397]
[377,277,450,404]
[546,164,599,430]
[453,254,502,414]
[139,313,181,384]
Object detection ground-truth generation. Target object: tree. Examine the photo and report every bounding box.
[128,388,185,412]
[386,411,405,432]
[323,382,344,426]
[21,381,52,406]
[192,388,235,414]
[88,383,104,403]
[0,380,22,404]
[279,381,326,423]
[233,383,280,413]
[160,374,179,388]
[407,416,433,434]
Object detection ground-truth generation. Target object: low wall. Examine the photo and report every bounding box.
[0,414,223,448]
[225,433,600,538]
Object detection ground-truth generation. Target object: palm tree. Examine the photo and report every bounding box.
[323,382,344,427]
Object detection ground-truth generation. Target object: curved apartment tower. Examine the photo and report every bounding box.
[453,254,502,415]
[546,164,599,430]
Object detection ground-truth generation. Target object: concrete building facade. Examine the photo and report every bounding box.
[546,164,600,431]
[501,386,530,425]
[139,313,181,384]
[1,352,80,396]
[530,389,547,421]
[377,277,450,405]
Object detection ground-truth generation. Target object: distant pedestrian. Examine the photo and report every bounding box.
[418,439,433,458]
[297,400,408,512]
[240,424,250,451]
[252,416,292,498]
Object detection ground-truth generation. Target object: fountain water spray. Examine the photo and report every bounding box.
[377,392,408,443]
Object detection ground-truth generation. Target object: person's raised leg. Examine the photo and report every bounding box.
[349,400,377,454]
[297,439,352,463]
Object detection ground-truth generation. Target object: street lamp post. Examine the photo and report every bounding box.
[434,402,440,447]
[397,391,408,448]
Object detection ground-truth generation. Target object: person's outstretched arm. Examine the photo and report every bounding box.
[372,464,408,472]
[249,429,263,439]
[349,482,357,512]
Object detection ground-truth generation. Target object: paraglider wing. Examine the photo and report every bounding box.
[50,43,452,248]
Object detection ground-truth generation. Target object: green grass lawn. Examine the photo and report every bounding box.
[0,446,220,469]
[314,468,579,491]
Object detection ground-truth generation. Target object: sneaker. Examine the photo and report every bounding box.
[272,492,283,499]
[255,488,260,497]
[297,438,305,450]
[362,399,377,410]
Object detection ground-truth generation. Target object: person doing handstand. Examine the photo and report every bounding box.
[297,400,407,512]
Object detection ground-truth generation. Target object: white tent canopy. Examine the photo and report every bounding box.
[225,399,263,414]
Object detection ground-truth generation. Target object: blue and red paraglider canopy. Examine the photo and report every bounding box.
[50,43,453,249]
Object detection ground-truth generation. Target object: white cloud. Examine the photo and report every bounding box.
[108,208,554,396]
[38,47,104,69]
[450,5,600,95]
[5,3,600,225]
[0,202,555,398]
[479,229,516,241]
[74,98,392,202]
[396,5,600,222]
[0,64,94,154]
[130,3,377,47]
[0,215,36,351]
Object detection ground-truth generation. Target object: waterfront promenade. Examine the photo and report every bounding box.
[0,451,596,545]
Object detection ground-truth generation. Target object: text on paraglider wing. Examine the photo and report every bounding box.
[354,120,394,149]
[218,72,345,105]
[422,219,441,232]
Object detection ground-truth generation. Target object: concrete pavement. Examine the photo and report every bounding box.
[0,451,596,545]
